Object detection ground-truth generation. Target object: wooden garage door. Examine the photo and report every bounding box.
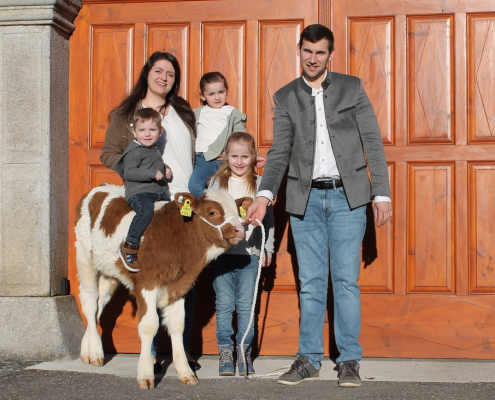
[69,0,495,358]
[68,0,318,355]
[332,1,495,358]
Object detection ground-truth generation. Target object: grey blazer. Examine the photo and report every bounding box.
[259,71,391,215]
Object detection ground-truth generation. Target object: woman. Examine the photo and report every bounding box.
[100,51,198,371]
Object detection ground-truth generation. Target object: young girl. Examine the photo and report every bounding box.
[189,72,264,198]
[208,132,275,376]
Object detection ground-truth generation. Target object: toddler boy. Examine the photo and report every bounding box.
[114,108,171,272]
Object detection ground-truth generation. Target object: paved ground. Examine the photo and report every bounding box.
[1,355,494,400]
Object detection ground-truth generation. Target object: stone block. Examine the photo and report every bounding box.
[0,295,85,361]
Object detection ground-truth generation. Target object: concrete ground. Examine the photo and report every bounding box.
[1,355,494,400]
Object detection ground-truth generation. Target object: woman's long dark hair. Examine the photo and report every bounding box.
[114,52,196,135]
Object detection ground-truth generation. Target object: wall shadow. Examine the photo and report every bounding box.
[100,285,137,353]
[362,202,378,268]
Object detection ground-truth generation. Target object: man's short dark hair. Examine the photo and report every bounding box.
[299,24,334,52]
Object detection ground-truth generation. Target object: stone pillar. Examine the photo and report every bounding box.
[0,0,84,361]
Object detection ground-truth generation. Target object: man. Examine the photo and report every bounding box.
[245,24,392,387]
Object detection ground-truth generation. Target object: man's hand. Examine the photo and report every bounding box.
[244,197,269,225]
[255,155,266,169]
[374,200,392,227]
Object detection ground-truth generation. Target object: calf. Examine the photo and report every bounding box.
[74,184,247,389]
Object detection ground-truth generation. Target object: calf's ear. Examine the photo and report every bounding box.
[235,197,253,217]
[174,192,197,211]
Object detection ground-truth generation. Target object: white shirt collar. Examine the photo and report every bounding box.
[302,70,328,91]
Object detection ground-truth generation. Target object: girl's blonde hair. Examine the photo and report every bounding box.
[210,132,257,196]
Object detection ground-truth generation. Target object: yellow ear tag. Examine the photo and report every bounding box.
[180,199,193,217]
[239,206,247,219]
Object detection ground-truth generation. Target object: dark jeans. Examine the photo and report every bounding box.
[126,191,169,246]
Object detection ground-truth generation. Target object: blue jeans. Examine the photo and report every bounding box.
[188,153,222,198]
[211,254,259,347]
[126,192,169,246]
[290,187,366,368]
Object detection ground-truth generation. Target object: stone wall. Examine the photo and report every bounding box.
[0,0,84,361]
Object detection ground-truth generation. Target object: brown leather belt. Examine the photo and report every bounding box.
[311,179,343,190]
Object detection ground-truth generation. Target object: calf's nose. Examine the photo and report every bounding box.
[234,225,246,238]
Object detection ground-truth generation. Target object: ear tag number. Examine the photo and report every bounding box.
[180,199,193,217]
[239,206,247,219]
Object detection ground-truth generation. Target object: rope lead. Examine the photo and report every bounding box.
[238,218,291,379]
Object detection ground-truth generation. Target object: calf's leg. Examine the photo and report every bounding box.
[97,275,118,320]
[162,298,199,385]
[136,288,159,389]
[77,248,104,366]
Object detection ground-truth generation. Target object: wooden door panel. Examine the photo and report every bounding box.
[468,14,495,143]
[202,22,245,111]
[469,163,495,294]
[89,165,123,188]
[408,16,454,144]
[349,17,394,145]
[91,25,133,147]
[363,295,495,358]
[408,163,455,294]
[147,23,190,98]
[360,164,395,294]
[259,21,303,146]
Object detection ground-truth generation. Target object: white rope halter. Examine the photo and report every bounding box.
[195,214,241,243]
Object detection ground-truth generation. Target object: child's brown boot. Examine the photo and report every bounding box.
[119,242,141,272]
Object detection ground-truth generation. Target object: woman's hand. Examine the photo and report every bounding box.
[216,151,226,161]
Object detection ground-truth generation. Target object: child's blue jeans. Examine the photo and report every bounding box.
[188,153,222,198]
[126,191,169,246]
[211,254,259,347]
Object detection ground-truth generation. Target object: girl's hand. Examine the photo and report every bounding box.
[255,155,266,169]
[262,255,272,267]
[156,170,164,180]
[216,151,226,161]
[165,167,172,180]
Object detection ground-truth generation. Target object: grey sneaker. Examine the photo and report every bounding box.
[338,360,362,387]
[277,355,319,385]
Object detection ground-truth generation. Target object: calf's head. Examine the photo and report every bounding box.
[174,190,246,245]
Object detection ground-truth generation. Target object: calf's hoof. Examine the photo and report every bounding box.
[90,357,104,367]
[180,375,199,385]
[137,378,155,389]
[81,356,90,364]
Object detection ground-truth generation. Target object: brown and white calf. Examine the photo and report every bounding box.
[74,184,247,389]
